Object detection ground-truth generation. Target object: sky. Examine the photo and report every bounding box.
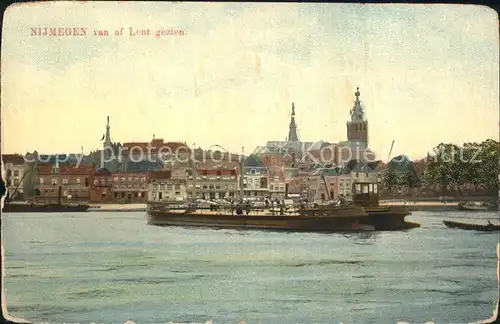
[1,2,498,161]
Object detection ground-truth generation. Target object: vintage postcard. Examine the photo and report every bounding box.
[1,2,499,323]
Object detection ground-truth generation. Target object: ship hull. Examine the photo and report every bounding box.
[2,204,90,213]
[146,205,375,232]
[363,206,420,230]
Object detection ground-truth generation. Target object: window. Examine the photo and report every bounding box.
[202,185,207,189]
[209,184,214,189]
[62,178,69,184]
[128,185,132,189]
[166,184,172,190]
[93,179,99,185]
[134,177,138,181]
[128,177,132,182]
[175,191,180,195]
[174,184,180,190]
[215,185,220,190]
[40,178,45,184]
[121,177,126,182]
[113,177,118,182]
[355,184,361,193]
[121,185,125,189]
[76,178,81,184]
[13,179,19,185]
[362,185,369,194]
[373,184,378,194]
[13,170,19,177]
[51,178,58,185]
[100,179,105,185]
[141,177,146,182]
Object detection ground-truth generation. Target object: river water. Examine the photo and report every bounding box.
[2,211,498,324]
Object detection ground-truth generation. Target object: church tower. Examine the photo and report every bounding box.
[287,102,299,142]
[346,87,368,146]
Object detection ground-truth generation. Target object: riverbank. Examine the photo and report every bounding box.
[88,203,146,212]
[380,201,461,212]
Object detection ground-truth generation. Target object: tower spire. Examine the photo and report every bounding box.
[104,116,112,146]
[287,102,299,142]
[350,87,364,121]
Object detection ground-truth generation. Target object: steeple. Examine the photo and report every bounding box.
[287,102,299,142]
[350,87,365,121]
[104,116,111,146]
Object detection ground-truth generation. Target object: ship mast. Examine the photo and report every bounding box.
[239,146,245,200]
[189,143,197,202]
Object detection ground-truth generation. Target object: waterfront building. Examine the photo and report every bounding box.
[242,166,269,199]
[186,168,239,200]
[89,168,113,202]
[147,170,187,202]
[110,172,148,202]
[1,154,26,200]
[268,169,286,199]
[36,163,93,202]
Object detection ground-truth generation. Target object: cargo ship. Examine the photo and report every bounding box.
[147,200,374,232]
[146,163,418,232]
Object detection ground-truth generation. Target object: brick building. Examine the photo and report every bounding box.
[36,163,94,202]
[110,172,148,202]
[187,168,239,200]
[89,168,113,202]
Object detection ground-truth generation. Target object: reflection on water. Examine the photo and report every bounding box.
[1,211,498,324]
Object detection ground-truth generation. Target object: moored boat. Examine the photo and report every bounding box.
[2,201,90,213]
[2,185,89,213]
[458,201,497,212]
[443,220,500,232]
[147,200,372,232]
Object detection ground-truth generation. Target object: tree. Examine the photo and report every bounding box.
[383,167,397,193]
[423,139,499,195]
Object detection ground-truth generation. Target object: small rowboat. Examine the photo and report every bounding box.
[443,220,500,232]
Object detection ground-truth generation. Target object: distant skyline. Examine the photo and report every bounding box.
[1,3,498,161]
